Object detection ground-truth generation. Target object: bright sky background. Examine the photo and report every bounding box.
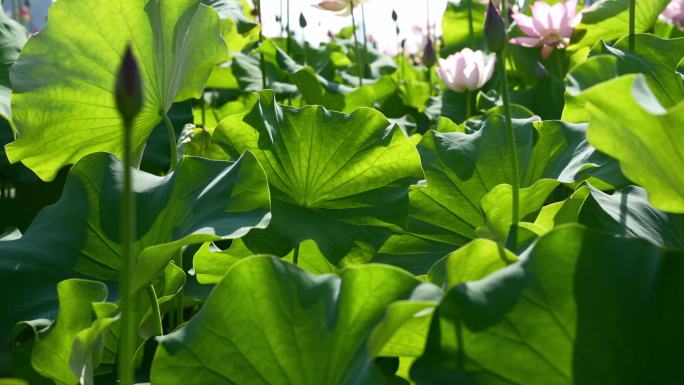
[7,0,450,53]
[259,0,448,53]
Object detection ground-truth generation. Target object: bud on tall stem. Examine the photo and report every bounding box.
[484,0,519,249]
[484,0,507,53]
[115,45,144,125]
[114,44,143,385]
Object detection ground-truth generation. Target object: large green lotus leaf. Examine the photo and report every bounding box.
[441,0,485,54]
[152,256,441,385]
[411,225,684,384]
[0,151,270,344]
[581,74,684,213]
[4,0,227,181]
[374,117,608,273]
[579,185,684,249]
[565,35,684,122]
[31,280,117,385]
[213,91,423,265]
[571,0,670,49]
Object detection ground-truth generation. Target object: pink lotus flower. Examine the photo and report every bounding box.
[313,0,368,16]
[510,0,582,59]
[660,0,684,30]
[437,48,496,92]
[403,25,428,56]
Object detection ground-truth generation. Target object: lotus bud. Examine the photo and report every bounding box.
[423,38,437,67]
[299,12,307,28]
[115,45,144,123]
[484,0,507,52]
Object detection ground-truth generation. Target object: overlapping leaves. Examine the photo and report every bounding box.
[0,152,270,344]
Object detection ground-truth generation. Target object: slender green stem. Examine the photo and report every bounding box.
[501,0,509,29]
[118,119,136,385]
[146,285,163,336]
[174,250,184,327]
[467,0,474,47]
[628,0,636,52]
[258,1,267,89]
[361,3,368,80]
[293,244,300,265]
[497,52,519,248]
[426,69,433,95]
[200,98,206,128]
[465,90,472,118]
[162,112,177,172]
[350,2,363,87]
[555,49,564,78]
[280,0,284,36]
[456,321,465,370]
[286,0,292,56]
[13,0,20,22]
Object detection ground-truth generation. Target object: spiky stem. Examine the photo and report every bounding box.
[629,0,636,52]
[118,117,136,385]
[293,244,300,265]
[350,2,363,87]
[147,285,163,336]
[467,0,475,46]
[361,3,368,80]
[497,51,519,248]
[162,112,177,172]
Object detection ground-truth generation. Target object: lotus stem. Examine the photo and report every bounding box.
[147,285,163,336]
[280,0,284,36]
[497,51,519,248]
[628,0,635,52]
[555,49,564,78]
[465,90,472,118]
[467,0,475,47]
[162,112,177,172]
[13,0,20,22]
[258,1,267,89]
[286,0,292,56]
[456,321,465,369]
[501,0,509,29]
[293,243,300,265]
[361,3,368,80]
[350,2,363,87]
[119,118,136,385]
[174,250,184,327]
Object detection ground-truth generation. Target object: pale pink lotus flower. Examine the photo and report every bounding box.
[403,25,428,56]
[313,0,368,16]
[437,48,496,92]
[509,0,582,59]
[660,0,684,30]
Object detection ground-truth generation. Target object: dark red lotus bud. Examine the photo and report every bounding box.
[115,45,144,123]
[423,38,437,67]
[484,1,507,52]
